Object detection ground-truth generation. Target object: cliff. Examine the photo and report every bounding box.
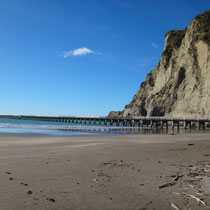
[109,10,210,118]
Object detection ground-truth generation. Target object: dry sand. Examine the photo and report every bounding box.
[0,132,210,210]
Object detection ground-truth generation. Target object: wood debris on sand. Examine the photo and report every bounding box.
[173,193,206,206]
[170,202,181,210]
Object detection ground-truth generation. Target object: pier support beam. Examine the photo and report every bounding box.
[166,121,168,130]
[199,121,205,130]
[115,120,119,126]
[123,120,126,126]
[203,122,206,130]
[189,122,192,129]
[160,121,163,129]
[184,121,187,129]
[172,121,174,130]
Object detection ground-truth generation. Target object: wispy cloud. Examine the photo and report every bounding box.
[62,47,94,58]
[151,43,158,48]
[137,57,153,67]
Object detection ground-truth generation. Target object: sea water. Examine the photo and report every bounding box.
[0,118,207,136]
[0,117,160,136]
[0,118,98,136]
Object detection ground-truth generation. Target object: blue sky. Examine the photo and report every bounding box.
[0,0,209,116]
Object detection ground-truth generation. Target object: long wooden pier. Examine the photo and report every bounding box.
[0,115,210,130]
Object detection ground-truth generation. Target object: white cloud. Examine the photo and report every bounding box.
[151,43,158,48]
[63,47,94,58]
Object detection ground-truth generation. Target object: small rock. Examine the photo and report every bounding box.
[47,198,55,202]
[5,172,11,175]
[27,191,33,195]
[9,177,13,181]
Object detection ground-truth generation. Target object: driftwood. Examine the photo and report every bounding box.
[173,174,183,181]
[173,193,206,206]
[173,192,186,197]
[188,194,206,206]
[188,184,195,188]
[170,202,181,210]
[159,182,176,189]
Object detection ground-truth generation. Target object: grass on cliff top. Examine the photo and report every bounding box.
[195,9,210,21]
[195,9,210,44]
[164,29,187,49]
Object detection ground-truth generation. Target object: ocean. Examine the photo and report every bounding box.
[0,117,153,136]
[0,118,207,136]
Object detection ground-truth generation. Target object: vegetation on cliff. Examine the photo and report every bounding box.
[196,10,210,44]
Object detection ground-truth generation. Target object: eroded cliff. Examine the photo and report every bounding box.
[109,10,210,118]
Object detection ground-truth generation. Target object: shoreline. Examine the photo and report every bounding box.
[0,133,210,209]
[0,126,209,138]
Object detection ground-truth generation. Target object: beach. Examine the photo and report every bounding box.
[0,133,210,210]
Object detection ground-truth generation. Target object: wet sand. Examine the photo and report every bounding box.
[0,133,210,210]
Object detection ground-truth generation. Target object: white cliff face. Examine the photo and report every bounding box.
[109,10,210,118]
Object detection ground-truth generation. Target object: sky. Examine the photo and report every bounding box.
[0,0,209,116]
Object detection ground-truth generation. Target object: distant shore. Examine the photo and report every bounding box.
[0,133,210,210]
